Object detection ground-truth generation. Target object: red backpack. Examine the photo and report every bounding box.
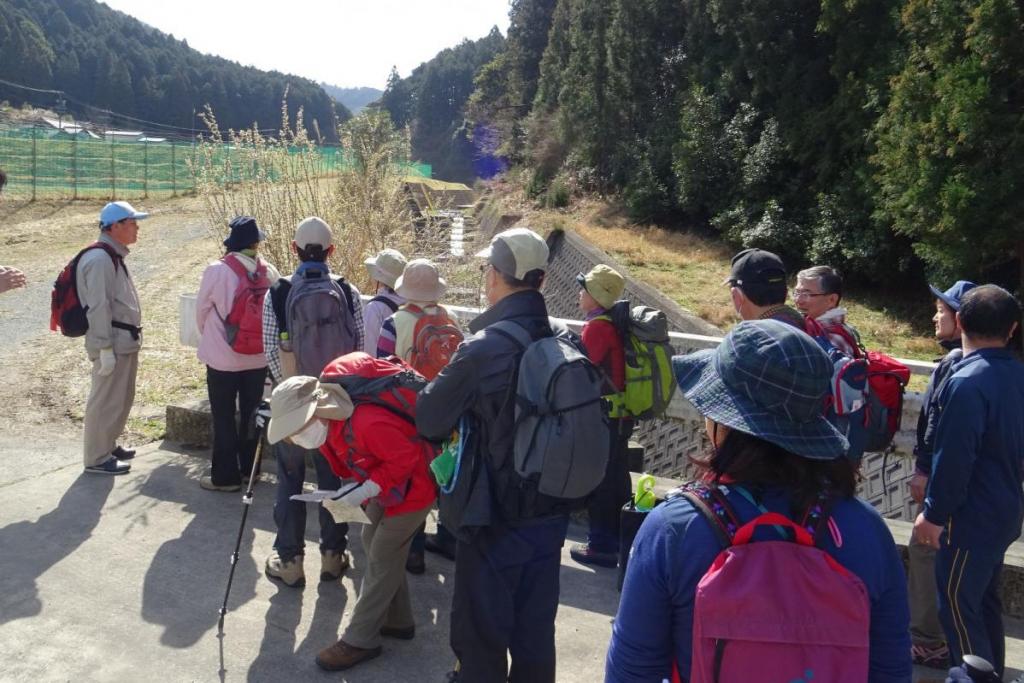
[405,304,464,380]
[50,242,124,337]
[221,255,270,355]
[319,352,432,506]
[863,351,910,452]
[677,482,871,683]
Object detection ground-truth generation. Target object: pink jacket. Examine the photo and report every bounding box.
[196,253,280,372]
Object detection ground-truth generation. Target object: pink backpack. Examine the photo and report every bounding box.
[677,483,870,683]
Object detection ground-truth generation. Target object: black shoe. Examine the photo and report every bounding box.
[570,543,618,568]
[112,445,136,461]
[405,551,426,575]
[423,533,456,561]
[84,456,131,475]
[380,624,415,640]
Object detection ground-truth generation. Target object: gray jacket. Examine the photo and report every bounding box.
[76,232,142,354]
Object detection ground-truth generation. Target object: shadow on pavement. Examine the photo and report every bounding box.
[140,461,267,648]
[0,473,114,626]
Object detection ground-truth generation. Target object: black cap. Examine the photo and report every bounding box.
[223,215,266,251]
[723,248,787,288]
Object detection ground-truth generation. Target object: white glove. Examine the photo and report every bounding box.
[254,402,271,429]
[330,479,381,506]
[97,348,116,377]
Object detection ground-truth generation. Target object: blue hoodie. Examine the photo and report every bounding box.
[606,487,911,683]
[924,348,1024,549]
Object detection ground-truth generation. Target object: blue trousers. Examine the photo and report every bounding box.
[451,515,569,683]
[272,441,348,562]
[936,542,1006,675]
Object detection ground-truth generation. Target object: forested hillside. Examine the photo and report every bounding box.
[462,0,1024,289]
[0,0,348,140]
[321,84,382,114]
[378,27,505,183]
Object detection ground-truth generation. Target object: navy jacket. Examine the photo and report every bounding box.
[416,289,575,536]
[924,348,1024,549]
[606,488,911,682]
[914,340,963,475]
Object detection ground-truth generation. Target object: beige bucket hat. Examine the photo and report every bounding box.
[363,249,408,289]
[577,264,626,309]
[267,376,353,444]
[474,227,549,279]
[395,258,447,303]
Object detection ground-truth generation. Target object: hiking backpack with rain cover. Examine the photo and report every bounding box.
[491,320,609,499]
[678,482,870,683]
[271,269,356,378]
[405,304,464,380]
[319,352,431,507]
[600,302,677,419]
[50,242,124,337]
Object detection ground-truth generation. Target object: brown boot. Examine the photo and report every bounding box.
[315,639,382,671]
[265,551,305,588]
[320,550,350,582]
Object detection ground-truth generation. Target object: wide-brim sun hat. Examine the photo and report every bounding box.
[364,249,407,289]
[268,376,354,444]
[672,319,848,461]
[395,258,447,302]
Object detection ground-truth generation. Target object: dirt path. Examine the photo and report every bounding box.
[0,195,216,477]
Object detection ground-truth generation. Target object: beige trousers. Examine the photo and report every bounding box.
[83,350,139,467]
[341,501,431,649]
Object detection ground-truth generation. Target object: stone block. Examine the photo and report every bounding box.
[166,399,212,448]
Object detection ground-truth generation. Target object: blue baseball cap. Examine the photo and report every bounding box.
[99,201,149,228]
[672,319,848,461]
[929,280,977,312]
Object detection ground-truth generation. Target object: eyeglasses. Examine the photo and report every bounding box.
[792,289,828,300]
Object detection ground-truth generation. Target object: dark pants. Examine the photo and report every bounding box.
[272,440,348,562]
[936,542,1006,675]
[586,420,633,553]
[206,365,266,486]
[451,515,569,683]
[410,520,456,555]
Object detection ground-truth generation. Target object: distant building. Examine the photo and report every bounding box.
[103,129,144,143]
[39,117,101,139]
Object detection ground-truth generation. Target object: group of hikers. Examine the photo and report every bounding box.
[38,194,1024,683]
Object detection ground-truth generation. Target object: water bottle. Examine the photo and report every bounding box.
[634,473,656,512]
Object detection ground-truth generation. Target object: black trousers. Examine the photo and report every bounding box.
[451,515,569,683]
[206,365,266,486]
[586,419,634,553]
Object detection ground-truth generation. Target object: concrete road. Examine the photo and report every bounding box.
[0,442,616,682]
[2,441,1023,682]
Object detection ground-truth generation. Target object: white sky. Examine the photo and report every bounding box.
[100,0,512,90]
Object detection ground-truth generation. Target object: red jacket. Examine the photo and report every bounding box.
[582,315,626,392]
[319,404,437,517]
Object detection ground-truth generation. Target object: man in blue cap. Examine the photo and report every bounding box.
[80,201,149,474]
[907,279,976,668]
[914,284,1024,677]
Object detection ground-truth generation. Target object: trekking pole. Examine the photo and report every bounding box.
[218,403,270,630]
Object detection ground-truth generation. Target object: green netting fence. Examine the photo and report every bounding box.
[0,126,432,200]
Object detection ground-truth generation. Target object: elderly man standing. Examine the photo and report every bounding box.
[79,201,148,475]
[914,285,1024,678]
[724,248,805,328]
[793,265,862,356]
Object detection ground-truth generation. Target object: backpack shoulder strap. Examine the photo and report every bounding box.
[80,242,124,274]
[269,277,292,333]
[333,276,355,314]
[221,254,249,280]
[490,319,533,350]
[678,482,738,549]
[370,294,399,314]
[799,489,840,548]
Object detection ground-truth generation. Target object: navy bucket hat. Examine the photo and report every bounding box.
[672,319,848,461]
[223,215,266,251]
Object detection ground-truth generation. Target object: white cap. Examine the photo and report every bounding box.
[294,217,333,250]
[474,227,549,279]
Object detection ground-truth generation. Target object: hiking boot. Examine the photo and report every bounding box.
[380,624,415,640]
[911,642,950,669]
[112,445,136,461]
[570,543,618,568]
[320,550,350,582]
[315,639,382,671]
[406,550,426,575]
[84,456,131,476]
[423,533,456,561]
[265,551,305,588]
[199,476,240,493]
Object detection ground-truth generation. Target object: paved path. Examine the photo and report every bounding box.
[2,441,1023,682]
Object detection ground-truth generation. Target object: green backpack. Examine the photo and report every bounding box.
[599,302,677,420]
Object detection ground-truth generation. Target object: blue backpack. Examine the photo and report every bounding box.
[803,317,869,460]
